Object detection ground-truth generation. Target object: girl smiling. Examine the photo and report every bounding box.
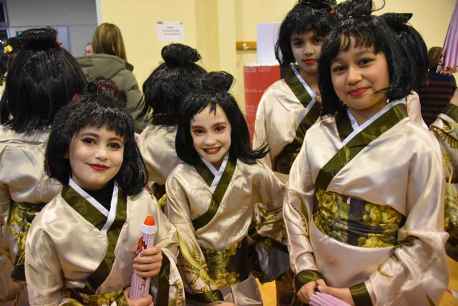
[166,72,286,306]
[283,0,448,305]
[25,87,184,306]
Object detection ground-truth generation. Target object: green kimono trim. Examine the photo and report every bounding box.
[274,65,321,174]
[186,290,224,303]
[446,104,458,122]
[315,103,407,191]
[8,201,45,281]
[313,190,405,248]
[350,283,373,306]
[156,254,171,306]
[295,270,324,292]
[62,186,127,291]
[192,158,236,230]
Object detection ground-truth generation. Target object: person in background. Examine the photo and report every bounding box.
[138,43,206,202]
[77,23,149,132]
[0,27,86,306]
[418,46,457,126]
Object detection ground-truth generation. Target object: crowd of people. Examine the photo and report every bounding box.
[0,0,457,305]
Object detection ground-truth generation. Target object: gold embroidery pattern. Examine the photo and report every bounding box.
[202,244,239,288]
[314,190,404,248]
[6,202,44,278]
[63,289,128,306]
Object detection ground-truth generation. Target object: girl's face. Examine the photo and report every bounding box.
[330,37,390,123]
[290,30,323,76]
[190,104,231,168]
[68,126,124,190]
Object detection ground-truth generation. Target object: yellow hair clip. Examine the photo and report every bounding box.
[4,44,13,54]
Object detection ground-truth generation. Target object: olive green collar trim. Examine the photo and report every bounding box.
[192,158,236,230]
[316,103,407,191]
[284,64,314,108]
[446,104,458,122]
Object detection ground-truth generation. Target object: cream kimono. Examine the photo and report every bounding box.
[0,127,61,304]
[166,157,286,305]
[253,64,320,180]
[25,182,184,306]
[284,100,448,306]
[138,125,180,186]
[431,104,458,305]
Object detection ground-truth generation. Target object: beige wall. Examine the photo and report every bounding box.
[99,0,457,111]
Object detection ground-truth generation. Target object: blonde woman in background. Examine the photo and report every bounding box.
[78,23,149,132]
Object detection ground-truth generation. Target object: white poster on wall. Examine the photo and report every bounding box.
[156,21,184,41]
[257,23,280,65]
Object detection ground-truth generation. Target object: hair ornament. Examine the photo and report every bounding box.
[22,27,60,51]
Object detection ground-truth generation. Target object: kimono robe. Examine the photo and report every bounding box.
[431,104,458,304]
[253,63,320,181]
[0,127,61,305]
[252,64,320,305]
[25,181,184,306]
[284,100,448,306]
[165,156,286,305]
[138,125,180,186]
[138,124,180,202]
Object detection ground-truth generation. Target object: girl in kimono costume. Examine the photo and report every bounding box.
[166,72,286,306]
[283,0,449,305]
[138,43,206,202]
[431,89,458,305]
[253,0,336,182]
[25,94,185,306]
[252,2,336,304]
[0,28,86,306]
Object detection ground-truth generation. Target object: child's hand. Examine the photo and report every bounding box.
[316,279,355,306]
[124,288,154,306]
[133,246,162,278]
[297,279,324,304]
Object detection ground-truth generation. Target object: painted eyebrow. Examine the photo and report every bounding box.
[79,132,123,142]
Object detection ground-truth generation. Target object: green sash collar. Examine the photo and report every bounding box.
[62,183,127,291]
[446,104,458,122]
[192,157,236,230]
[316,101,408,191]
[274,64,321,174]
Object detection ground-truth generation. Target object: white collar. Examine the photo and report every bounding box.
[340,99,406,148]
[201,154,229,193]
[290,63,318,114]
[69,178,119,232]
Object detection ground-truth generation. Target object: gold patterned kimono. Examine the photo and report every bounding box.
[431,104,458,305]
[25,184,184,306]
[284,100,448,306]
[0,127,61,305]
[165,157,286,305]
[253,64,320,181]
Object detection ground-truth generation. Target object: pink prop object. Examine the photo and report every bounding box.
[440,2,458,73]
[129,216,157,299]
[309,292,351,306]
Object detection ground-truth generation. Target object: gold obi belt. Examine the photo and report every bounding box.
[188,239,251,303]
[313,190,405,248]
[8,201,45,281]
[64,289,127,306]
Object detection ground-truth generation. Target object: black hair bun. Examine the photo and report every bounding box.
[162,43,201,66]
[299,0,336,11]
[336,0,372,20]
[380,12,412,31]
[22,27,59,51]
[201,71,233,93]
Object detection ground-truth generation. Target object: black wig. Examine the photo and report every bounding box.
[175,71,268,166]
[275,0,336,68]
[318,0,413,115]
[142,43,207,126]
[0,28,86,133]
[381,12,428,91]
[45,82,147,195]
